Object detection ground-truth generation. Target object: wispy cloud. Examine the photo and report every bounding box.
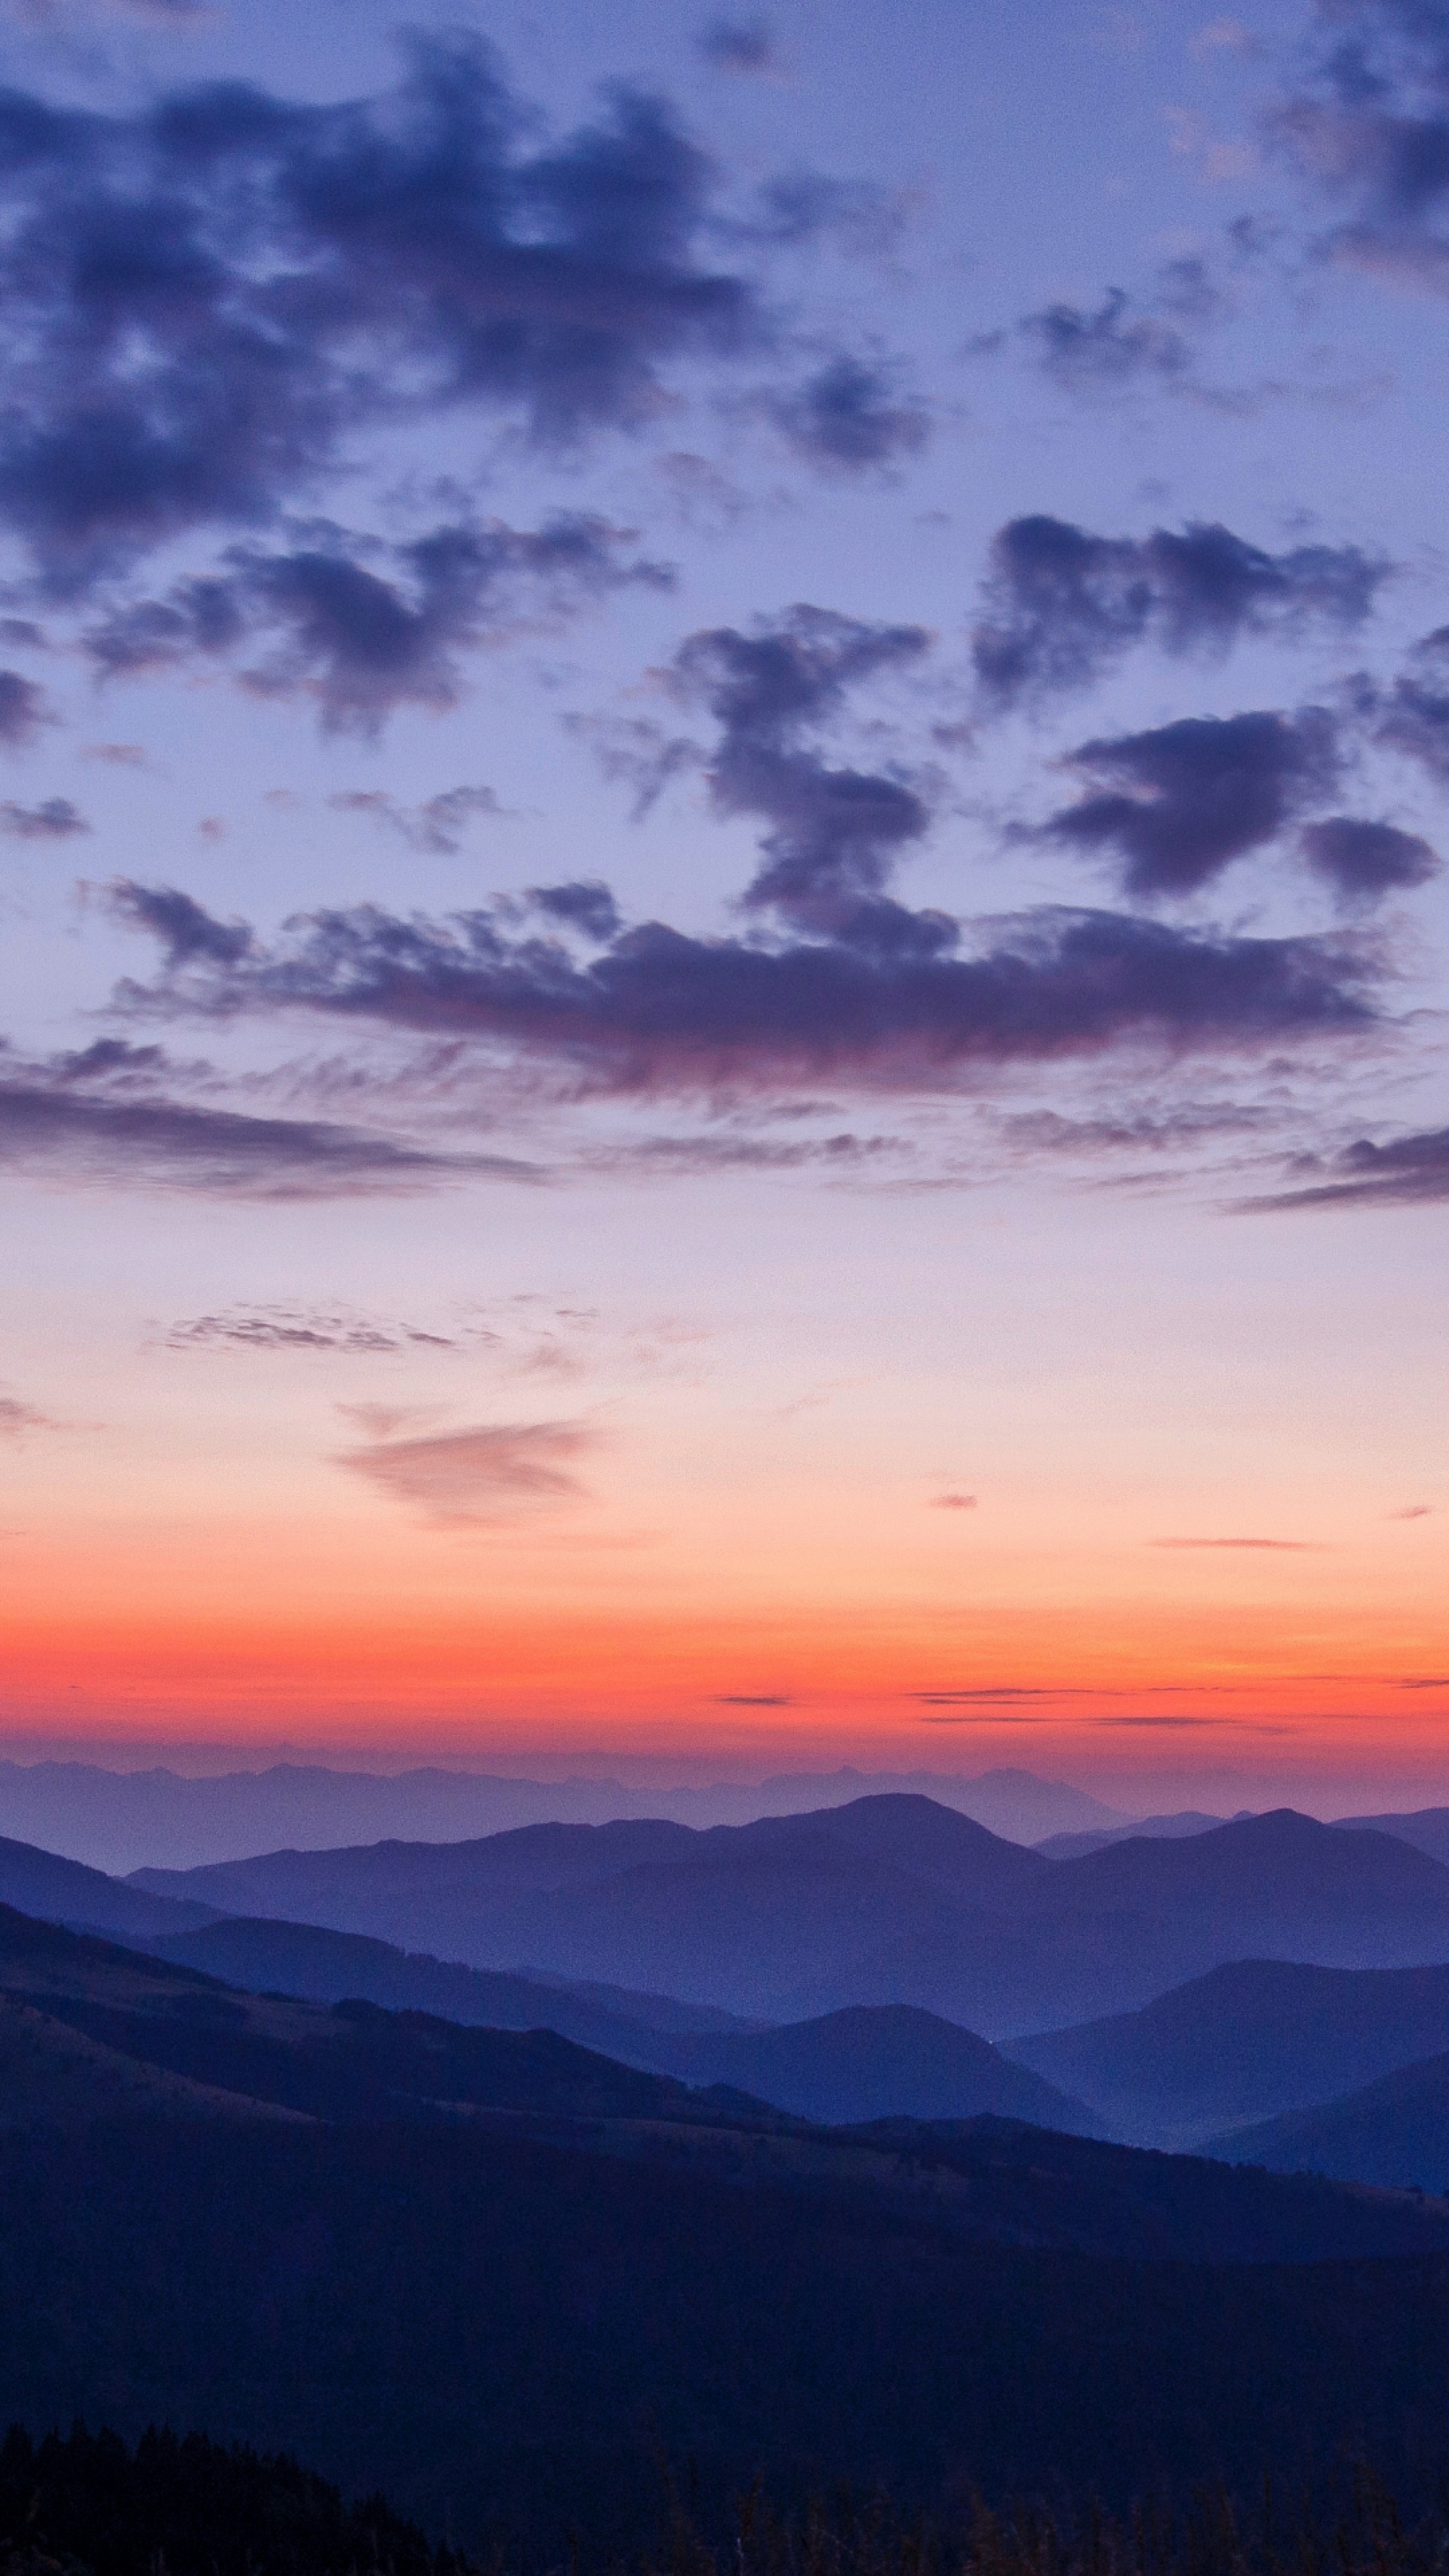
[334,1417,596,1525]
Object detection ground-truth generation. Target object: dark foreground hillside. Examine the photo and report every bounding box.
[7,2121,1449,2555]
[5,2423,1447,2576]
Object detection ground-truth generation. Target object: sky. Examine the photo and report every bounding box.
[2,0,1449,1810]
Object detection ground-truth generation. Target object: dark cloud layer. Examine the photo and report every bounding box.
[111,879,1381,1090]
[1046,708,1341,897]
[0,1034,535,1194]
[85,515,669,732]
[973,515,1384,707]
[0,36,775,591]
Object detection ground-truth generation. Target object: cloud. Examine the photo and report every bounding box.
[85,515,670,733]
[713,1691,793,1703]
[330,786,503,854]
[973,514,1384,707]
[0,1393,56,1436]
[1273,1,1449,294]
[1374,626,1449,776]
[0,671,51,747]
[111,880,1384,1090]
[0,795,87,839]
[766,356,929,472]
[699,19,782,75]
[1151,1535,1327,1549]
[527,880,624,941]
[1389,1503,1433,1518]
[0,36,795,593]
[665,603,935,945]
[1045,708,1342,897]
[1017,286,1196,391]
[930,1491,977,1509]
[165,1305,457,1352]
[335,1417,594,1523]
[0,1034,538,1195]
[1245,1122,1449,1210]
[1299,815,1437,903]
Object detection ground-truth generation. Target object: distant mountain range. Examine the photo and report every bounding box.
[129,1797,1449,2032]
[0,1759,1123,1874]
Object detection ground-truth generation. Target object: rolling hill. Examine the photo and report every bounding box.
[1206,2046,1449,2189]
[0,1834,220,1942]
[1010,1958,1449,2147]
[620,2003,1107,2130]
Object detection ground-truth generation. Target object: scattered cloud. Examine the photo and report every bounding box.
[0,1394,57,1436]
[0,672,52,747]
[335,1417,595,1523]
[1244,1122,1449,1211]
[973,515,1384,708]
[662,603,934,946]
[1150,1534,1328,1549]
[765,356,930,472]
[0,37,781,594]
[1017,286,1197,393]
[0,796,88,840]
[1389,1504,1434,1519]
[713,1691,793,1704]
[85,517,671,734]
[330,786,504,854]
[1273,1,1449,296]
[930,1490,977,1510]
[699,18,784,77]
[0,1034,538,1195]
[1045,708,1342,897]
[164,1305,458,1354]
[1299,816,1437,905]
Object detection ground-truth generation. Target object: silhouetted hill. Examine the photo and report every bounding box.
[143,1915,758,2051]
[1010,1959,1449,2147]
[1335,1808,1449,1868]
[0,1902,749,2129]
[0,1835,220,1941]
[1207,2047,1449,2189]
[126,1802,1449,2030]
[629,2004,1106,2130]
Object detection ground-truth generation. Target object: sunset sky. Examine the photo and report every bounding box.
[3,0,1449,1810]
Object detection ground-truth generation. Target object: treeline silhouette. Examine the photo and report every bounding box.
[0,2426,467,2576]
[3,2427,1447,2576]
